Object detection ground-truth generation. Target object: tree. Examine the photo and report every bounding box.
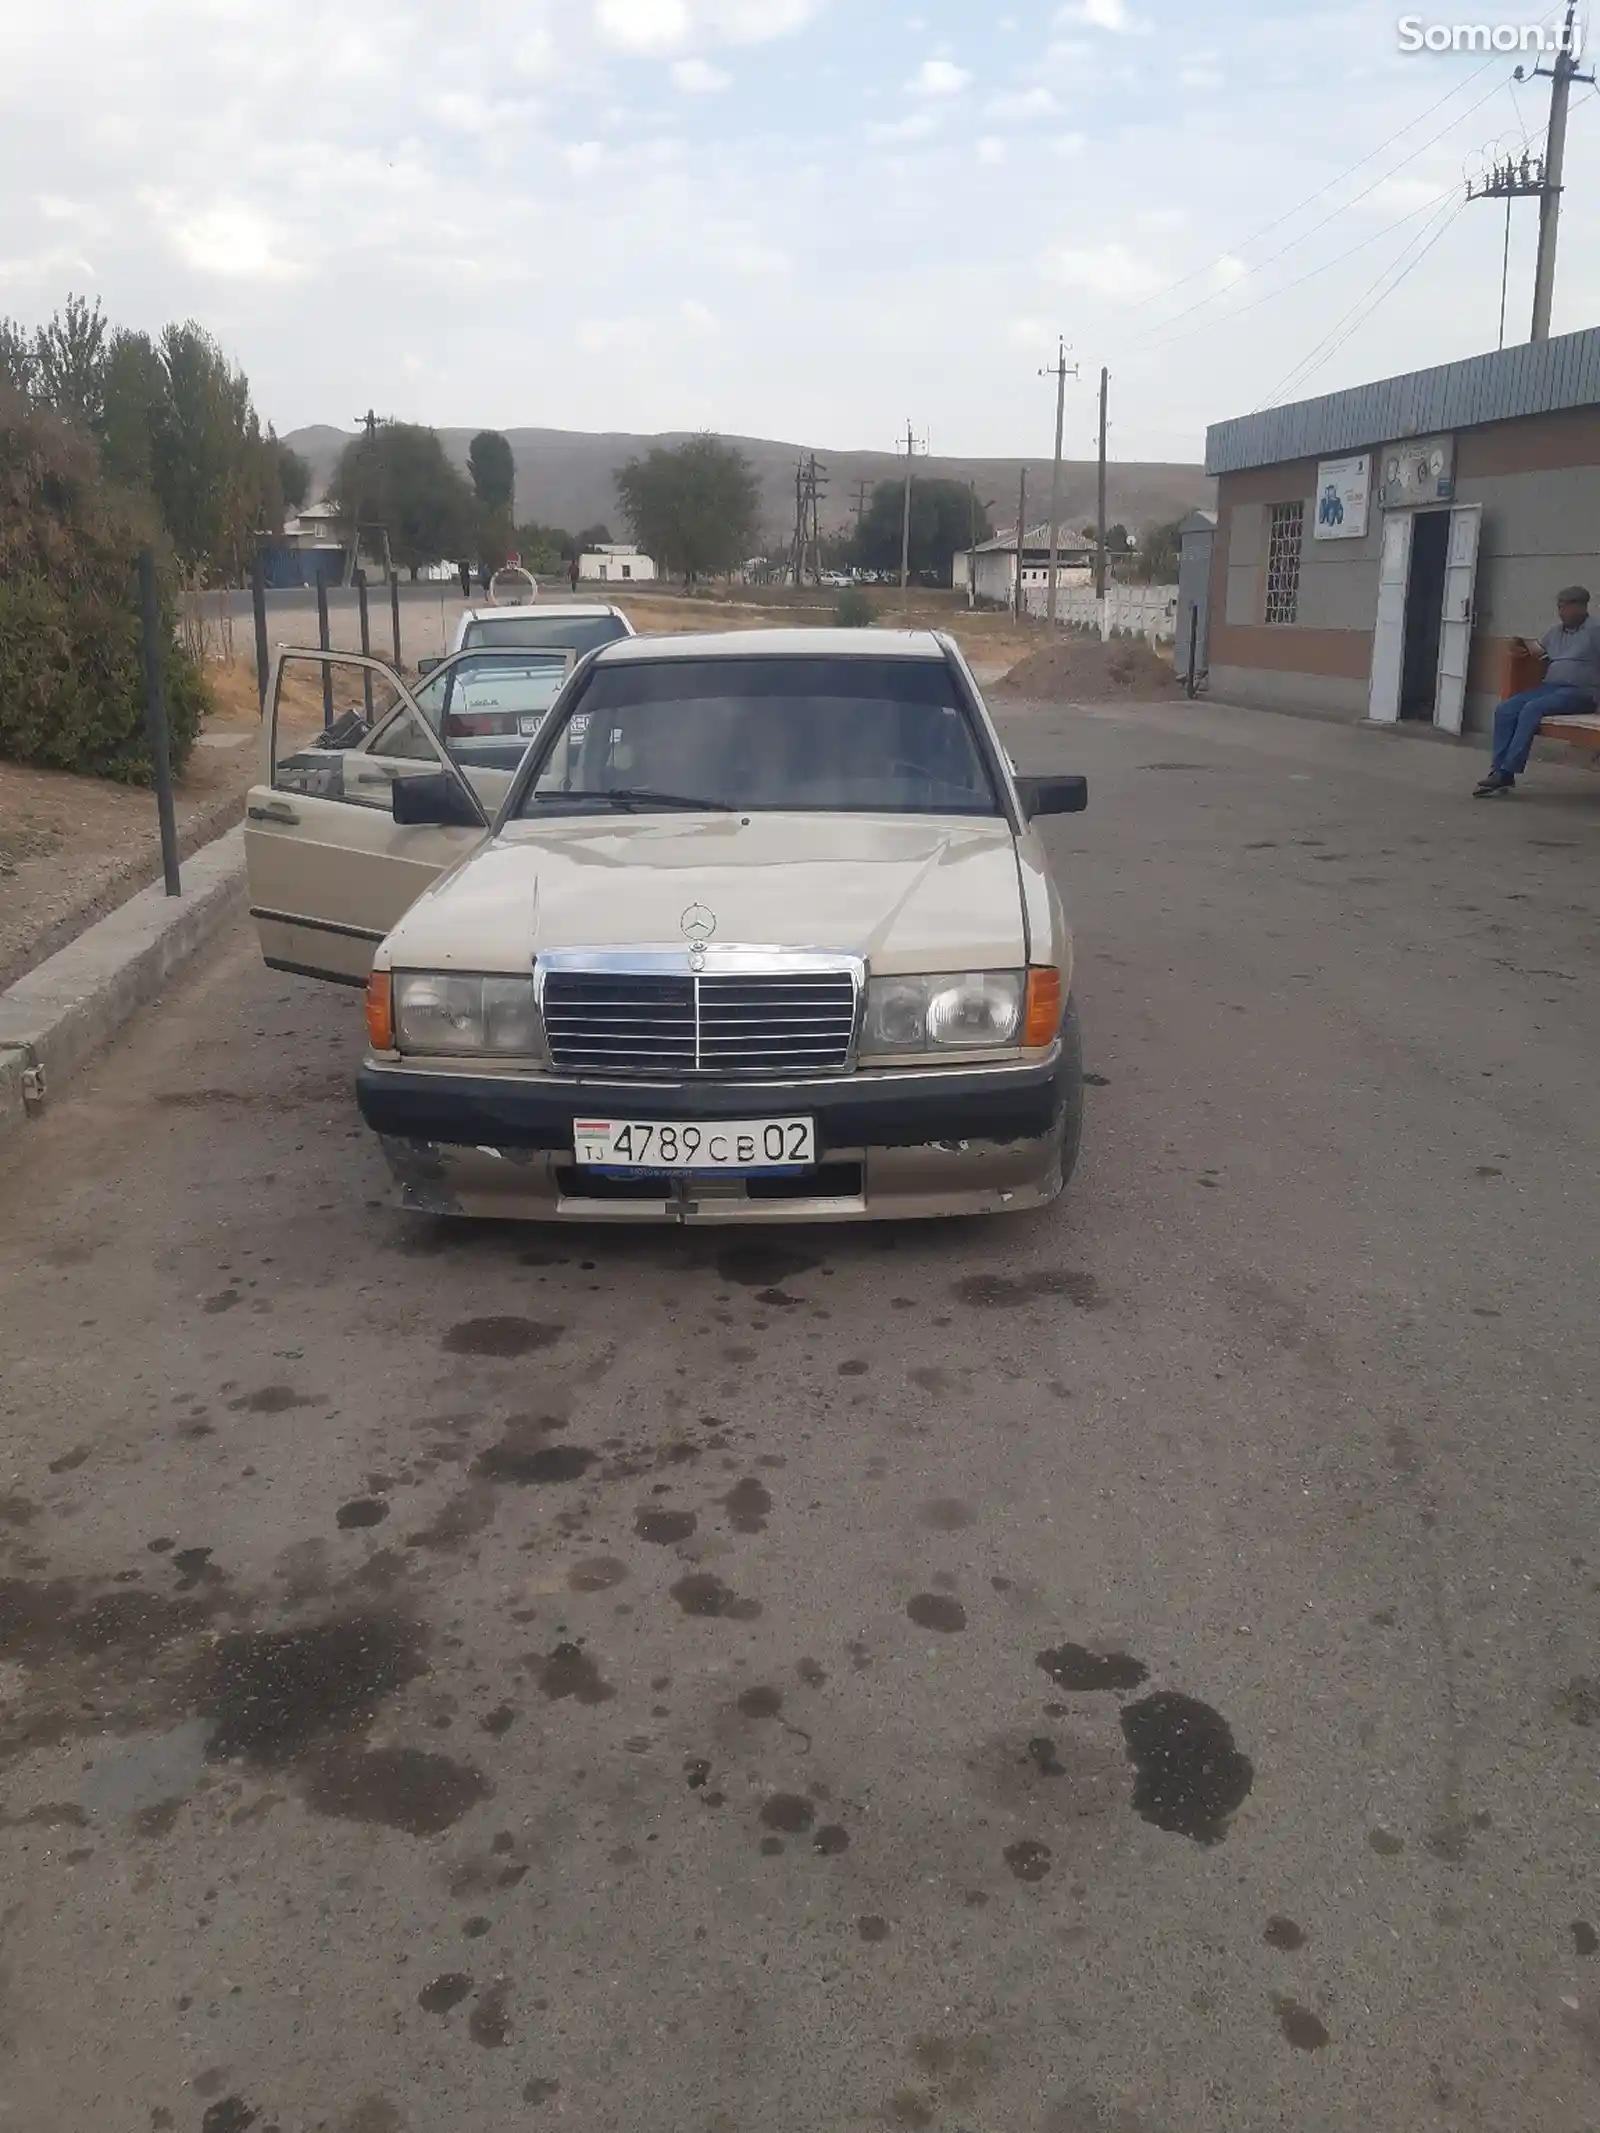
[332,419,475,579]
[1135,517,1182,583]
[467,430,515,516]
[571,521,613,557]
[277,441,311,516]
[515,521,573,573]
[99,330,167,496]
[852,478,993,585]
[0,317,36,399]
[1105,522,1132,553]
[0,382,209,782]
[32,294,109,431]
[615,436,759,585]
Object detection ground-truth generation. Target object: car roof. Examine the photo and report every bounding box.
[591,627,949,663]
[461,604,623,622]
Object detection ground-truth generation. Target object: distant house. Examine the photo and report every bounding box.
[956,526,1098,604]
[579,542,657,584]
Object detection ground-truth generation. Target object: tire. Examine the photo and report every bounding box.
[1056,996,1084,1193]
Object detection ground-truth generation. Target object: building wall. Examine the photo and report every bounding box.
[1207,408,1600,730]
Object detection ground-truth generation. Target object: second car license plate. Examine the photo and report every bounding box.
[573,1117,815,1173]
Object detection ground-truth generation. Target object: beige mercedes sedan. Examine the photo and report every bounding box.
[244,629,1087,1225]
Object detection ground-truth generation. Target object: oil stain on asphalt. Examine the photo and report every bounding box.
[1120,1691,1254,1843]
[1037,1643,1149,1693]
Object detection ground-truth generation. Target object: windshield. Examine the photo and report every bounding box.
[519,655,1001,817]
[461,614,629,654]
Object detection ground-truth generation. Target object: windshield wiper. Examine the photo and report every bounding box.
[534,786,738,813]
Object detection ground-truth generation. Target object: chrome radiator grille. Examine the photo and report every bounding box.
[540,967,858,1078]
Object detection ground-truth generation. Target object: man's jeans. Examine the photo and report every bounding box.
[1490,683,1595,776]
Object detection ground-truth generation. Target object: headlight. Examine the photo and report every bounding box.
[391,973,545,1058]
[860,971,1025,1057]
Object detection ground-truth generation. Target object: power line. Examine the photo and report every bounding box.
[1118,46,1510,319]
[1122,72,1515,353]
[1134,184,1459,356]
[1260,195,1469,410]
[1121,0,1571,321]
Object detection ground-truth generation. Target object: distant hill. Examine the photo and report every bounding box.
[283,423,1212,550]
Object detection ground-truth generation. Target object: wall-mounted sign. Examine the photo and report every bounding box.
[1379,435,1455,510]
[1313,454,1371,541]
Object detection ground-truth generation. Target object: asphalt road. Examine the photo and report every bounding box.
[2,693,1598,2133]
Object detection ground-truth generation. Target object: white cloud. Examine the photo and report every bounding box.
[977,137,1007,165]
[593,0,821,52]
[564,139,609,175]
[593,0,691,51]
[1043,241,1164,298]
[163,200,303,281]
[1211,254,1247,287]
[671,56,732,91]
[984,85,1059,119]
[1057,0,1147,29]
[868,111,939,143]
[1178,63,1224,89]
[679,297,717,327]
[1048,131,1088,156]
[907,58,971,96]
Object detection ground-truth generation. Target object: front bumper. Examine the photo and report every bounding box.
[357,1051,1069,1223]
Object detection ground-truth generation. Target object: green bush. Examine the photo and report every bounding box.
[835,583,873,628]
[0,385,209,782]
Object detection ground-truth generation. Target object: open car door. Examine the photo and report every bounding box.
[245,649,490,985]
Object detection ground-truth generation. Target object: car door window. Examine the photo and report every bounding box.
[269,652,482,814]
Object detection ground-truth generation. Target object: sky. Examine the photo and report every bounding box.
[2,0,1597,464]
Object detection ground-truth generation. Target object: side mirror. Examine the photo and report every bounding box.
[1015,774,1088,820]
[417,655,442,677]
[391,772,482,828]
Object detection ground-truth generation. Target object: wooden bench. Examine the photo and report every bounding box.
[1541,710,1600,753]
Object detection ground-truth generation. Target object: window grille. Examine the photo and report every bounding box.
[1265,501,1304,624]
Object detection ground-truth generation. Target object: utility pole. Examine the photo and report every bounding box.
[1095,367,1109,642]
[1013,468,1028,623]
[899,420,918,591]
[851,478,872,533]
[1466,151,1545,349]
[1038,337,1079,626]
[1527,0,1594,341]
[809,454,828,583]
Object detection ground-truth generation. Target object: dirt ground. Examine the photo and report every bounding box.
[0,590,1047,990]
[1000,631,1182,701]
[0,660,332,993]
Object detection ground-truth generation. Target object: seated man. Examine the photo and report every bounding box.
[1475,585,1600,795]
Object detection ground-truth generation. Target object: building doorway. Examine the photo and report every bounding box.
[1399,509,1450,719]
[1368,503,1481,733]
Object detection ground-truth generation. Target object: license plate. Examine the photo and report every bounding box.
[573,1117,816,1173]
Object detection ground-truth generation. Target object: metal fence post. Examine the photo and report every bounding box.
[137,550,182,896]
[250,545,269,710]
[1185,603,1199,699]
[315,573,334,729]
[389,571,402,667]
[355,569,373,718]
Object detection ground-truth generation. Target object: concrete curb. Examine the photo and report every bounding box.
[0,827,245,1142]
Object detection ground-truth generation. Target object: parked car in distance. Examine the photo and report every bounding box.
[416,603,634,677]
[244,629,1088,1227]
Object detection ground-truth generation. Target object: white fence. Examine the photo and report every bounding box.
[1021,582,1179,643]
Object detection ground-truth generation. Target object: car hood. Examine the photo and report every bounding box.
[383,813,1027,975]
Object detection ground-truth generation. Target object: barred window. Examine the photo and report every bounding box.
[1264,501,1303,624]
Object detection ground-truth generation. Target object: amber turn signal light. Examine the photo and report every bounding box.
[365,969,394,1051]
[1022,966,1063,1047]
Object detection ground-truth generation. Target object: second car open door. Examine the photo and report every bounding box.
[244,649,491,985]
